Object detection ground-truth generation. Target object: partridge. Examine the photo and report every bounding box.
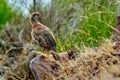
[30,12,61,61]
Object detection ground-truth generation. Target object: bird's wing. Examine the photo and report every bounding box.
[33,29,56,51]
[41,30,56,51]
[31,30,43,45]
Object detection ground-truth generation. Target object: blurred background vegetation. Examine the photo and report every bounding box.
[0,0,118,52]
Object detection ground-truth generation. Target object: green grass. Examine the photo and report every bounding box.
[55,1,118,52]
[0,0,13,29]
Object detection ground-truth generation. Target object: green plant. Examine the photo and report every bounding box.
[0,0,14,30]
[53,0,117,52]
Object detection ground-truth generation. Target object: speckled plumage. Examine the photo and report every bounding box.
[30,12,56,51]
[31,28,56,51]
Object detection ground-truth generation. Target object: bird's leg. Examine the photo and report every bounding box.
[42,48,45,53]
[29,39,33,44]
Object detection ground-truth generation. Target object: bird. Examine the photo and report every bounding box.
[29,12,61,61]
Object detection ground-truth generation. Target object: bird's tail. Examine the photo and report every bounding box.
[51,47,57,52]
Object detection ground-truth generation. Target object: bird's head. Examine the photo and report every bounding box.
[30,12,40,25]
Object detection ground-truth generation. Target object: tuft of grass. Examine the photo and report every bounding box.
[55,1,118,52]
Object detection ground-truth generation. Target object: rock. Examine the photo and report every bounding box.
[30,55,62,80]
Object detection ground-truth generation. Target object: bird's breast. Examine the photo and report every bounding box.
[32,24,47,30]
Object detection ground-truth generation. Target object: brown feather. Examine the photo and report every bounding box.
[30,12,57,52]
[31,25,56,51]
